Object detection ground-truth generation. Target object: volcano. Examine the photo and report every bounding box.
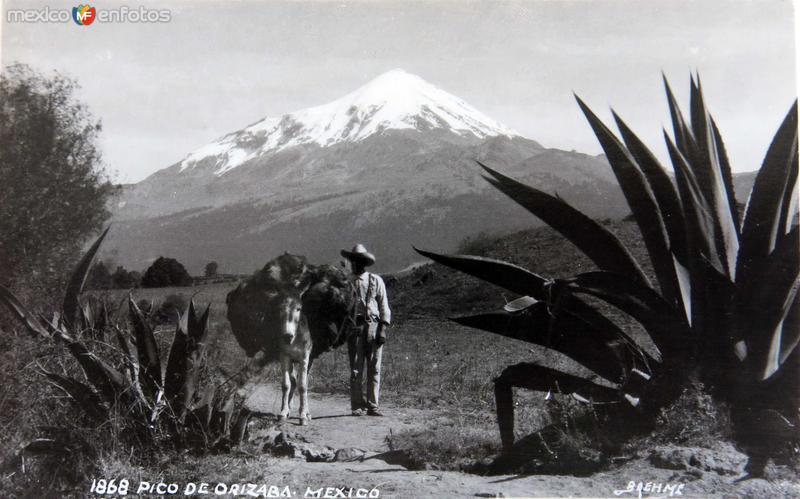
[108,70,628,273]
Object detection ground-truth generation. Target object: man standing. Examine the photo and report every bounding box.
[341,244,391,417]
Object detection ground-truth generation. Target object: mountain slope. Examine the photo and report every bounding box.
[107,70,629,273]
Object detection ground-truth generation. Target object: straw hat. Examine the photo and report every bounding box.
[340,243,376,266]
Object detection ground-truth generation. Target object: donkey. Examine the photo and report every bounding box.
[227,253,355,425]
[273,290,313,424]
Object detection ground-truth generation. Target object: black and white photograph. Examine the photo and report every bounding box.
[1,1,798,497]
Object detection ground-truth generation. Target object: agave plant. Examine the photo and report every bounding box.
[0,228,251,460]
[417,75,798,475]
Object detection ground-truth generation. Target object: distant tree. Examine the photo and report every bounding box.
[111,265,139,289]
[0,63,117,293]
[456,231,495,257]
[204,261,219,278]
[128,271,142,288]
[141,257,192,288]
[86,261,112,290]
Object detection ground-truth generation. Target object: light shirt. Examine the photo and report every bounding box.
[353,271,391,325]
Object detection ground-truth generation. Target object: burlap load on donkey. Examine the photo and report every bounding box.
[226,253,355,363]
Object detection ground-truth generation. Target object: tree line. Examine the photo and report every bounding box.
[87,258,221,289]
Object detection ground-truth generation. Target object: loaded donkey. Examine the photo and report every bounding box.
[226,253,355,424]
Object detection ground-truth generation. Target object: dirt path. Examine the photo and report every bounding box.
[244,382,429,453]
[234,382,800,498]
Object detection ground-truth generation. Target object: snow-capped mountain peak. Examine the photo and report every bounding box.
[179,69,519,175]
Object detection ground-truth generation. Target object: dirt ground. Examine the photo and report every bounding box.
[244,383,431,453]
[218,382,800,499]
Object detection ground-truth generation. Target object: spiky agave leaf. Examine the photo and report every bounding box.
[451,305,640,382]
[665,129,729,342]
[664,132,734,342]
[164,300,211,421]
[65,339,128,403]
[38,312,71,340]
[189,300,211,338]
[666,135,721,268]
[762,287,800,380]
[79,300,94,336]
[709,116,740,231]
[663,81,734,335]
[663,75,693,159]
[495,362,621,402]
[688,255,739,382]
[63,226,111,330]
[478,161,650,288]
[779,294,800,366]
[778,165,799,238]
[567,297,662,363]
[613,112,693,325]
[737,103,799,287]
[40,369,108,421]
[0,284,50,339]
[575,95,679,306]
[415,247,661,360]
[562,271,690,359]
[613,112,688,265]
[734,226,800,379]
[412,248,547,296]
[113,325,149,408]
[128,296,163,398]
[164,319,190,413]
[686,77,740,278]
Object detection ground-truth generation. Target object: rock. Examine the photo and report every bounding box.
[368,449,419,469]
[265,432,300,458]
[333,447,366,462]
[735,478,800,498]
[649,443,748,476]
[300,444,336,462]
[259,431,336,462]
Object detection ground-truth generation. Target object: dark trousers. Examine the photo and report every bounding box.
[347,321,383,411]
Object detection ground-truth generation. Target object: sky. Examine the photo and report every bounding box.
[1,0,797,183]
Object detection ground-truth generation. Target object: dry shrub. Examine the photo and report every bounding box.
[456,231,497,257]
[650,381,732,447]
[386,419,500,471]
[154,293,188,325]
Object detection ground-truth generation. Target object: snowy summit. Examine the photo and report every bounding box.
[180,69,519,175]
